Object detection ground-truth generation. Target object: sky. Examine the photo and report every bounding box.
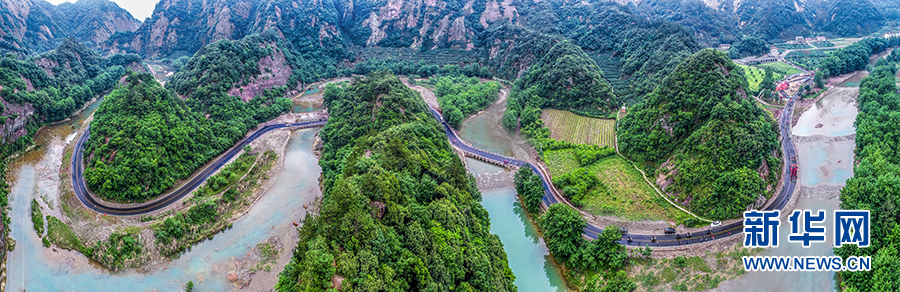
[45,0,160,21]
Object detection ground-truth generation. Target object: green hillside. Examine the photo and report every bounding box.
[276,72,515,291]
[618,49,780,219]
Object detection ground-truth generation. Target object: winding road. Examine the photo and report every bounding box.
[72,97,798,247]
[71,121,326,216]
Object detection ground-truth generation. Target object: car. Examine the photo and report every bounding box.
[665,227,676,234]
[710,221,722,228]
[686,232,692,238]
[676,234,682,240]
[619,227,628,235]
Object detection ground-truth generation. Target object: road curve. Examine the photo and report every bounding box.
[71,121,327,216]
[73,99,797,246]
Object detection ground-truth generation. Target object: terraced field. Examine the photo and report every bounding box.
[590,52,635,106]
[541,109,616,147]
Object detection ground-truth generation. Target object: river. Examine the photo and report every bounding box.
[717,74,859,291]
[3,82,568,291]
[5,97,324,291]
[459,99,568,292]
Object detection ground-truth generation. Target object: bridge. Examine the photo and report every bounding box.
[72,97,799,247]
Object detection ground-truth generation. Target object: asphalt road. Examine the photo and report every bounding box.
[72,100,798,247]
[71,120,326,216]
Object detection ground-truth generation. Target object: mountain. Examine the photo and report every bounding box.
[813,0,884,37]
[277,71,516,291]
[0,38,139,154]
[633,0,885,44]
[86,35,291,202]
[504,40,616,128]
[635,0,740,46]
[112,0,521,58]
[618,49,780,219]
[0,0,140,54]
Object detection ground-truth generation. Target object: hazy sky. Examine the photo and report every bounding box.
[46,0,160,21]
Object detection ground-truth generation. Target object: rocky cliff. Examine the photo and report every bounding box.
[0,0,140,55]
[111,0,520,58]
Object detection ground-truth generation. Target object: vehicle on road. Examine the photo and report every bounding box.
[665,227,676,234]
[619,227,628,235]
[790,164,798,181]
[710,221,722,227]
[676,233,682,240]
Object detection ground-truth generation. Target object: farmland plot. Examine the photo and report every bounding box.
[541,109,616,147]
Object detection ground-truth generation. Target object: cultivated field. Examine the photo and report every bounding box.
[543,150,681,221]
[737,64,781,92]
[541,109,616,147]
[756,62,803,77]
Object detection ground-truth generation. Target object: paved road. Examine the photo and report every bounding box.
[71,121,326,216]
[425,102,798,246]
[72,99,798,246]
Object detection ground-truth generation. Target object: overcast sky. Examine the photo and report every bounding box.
[46,0,160,21]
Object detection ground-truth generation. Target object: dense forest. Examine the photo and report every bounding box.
[0,37,138,256]
[728,36,769,59]
[819,37,900,78]
[836,51,900,292]
[276,72,515,291]
[502,40,616,132]
[84,35,292,202]
[618,49,780,220]
[635,0,740,46]
[83,73,217,202]
[431,76,500,128]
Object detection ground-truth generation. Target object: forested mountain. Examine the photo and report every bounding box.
[503,40,616,130]
[634,0,740,46]
[0,38,140,144]
[634,0,886,44]
[276,72,515,291]
[109,0,520,58]
[0,0,139,55]
[836,51,900,292]
[618,49,780,219]
[85,36,291,202]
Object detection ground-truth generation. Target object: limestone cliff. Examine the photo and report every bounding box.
[0,0,140,55]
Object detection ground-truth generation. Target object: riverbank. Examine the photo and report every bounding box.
[47,109,327,273]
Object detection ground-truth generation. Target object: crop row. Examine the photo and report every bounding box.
[541,109,616,148]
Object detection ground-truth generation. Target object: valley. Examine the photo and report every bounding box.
[0,0,898,291]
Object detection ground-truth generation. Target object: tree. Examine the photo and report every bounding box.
[185,281,194,292]
[641,246,652,258]
[540,204,586,259]
[514,166,544,214]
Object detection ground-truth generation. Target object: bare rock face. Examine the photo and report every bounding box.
[0,96,34,143]
[0,0,140,54]
[112,0,523,57]
[226,48,292,102]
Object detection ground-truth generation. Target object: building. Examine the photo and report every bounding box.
[816,36,826,42]
[795,36,805,44]
[805,38,814,43]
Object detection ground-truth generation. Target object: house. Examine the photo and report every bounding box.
[816,36,826,42]
[795,36,805,44]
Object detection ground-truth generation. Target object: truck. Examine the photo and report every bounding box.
[790,164,798,181]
